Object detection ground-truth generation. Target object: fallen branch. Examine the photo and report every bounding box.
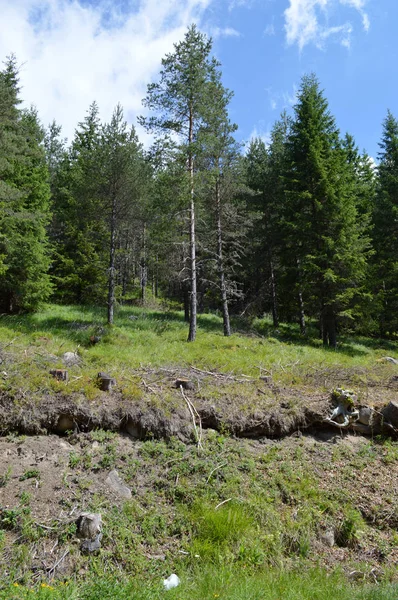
[206,462,227,483]
[215,498,232,510]
[180,386,203,451]
[47,549,69,577]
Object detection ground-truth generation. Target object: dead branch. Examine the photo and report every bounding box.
[206,462,227,483]
[215,498,232,510]
[180,385,203,451]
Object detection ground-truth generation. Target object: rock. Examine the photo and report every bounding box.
[381,401,398,428]
[62,352,80,366]
[320,529,335,547]
[76,512,102,540]
[174,379,194,390]
[105,469,132,499]
[81,533,102,554]
[358,406,374,426]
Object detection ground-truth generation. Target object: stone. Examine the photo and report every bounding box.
[76,512,102,540]
[358,406,374,426]
[62,352,80,366]
[81,533,102,554]
[105,469,132,499]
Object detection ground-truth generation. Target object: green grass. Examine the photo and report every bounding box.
[0,303,397,389]
[1,569,397,599]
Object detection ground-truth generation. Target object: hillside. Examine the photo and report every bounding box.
[0,305,397,599]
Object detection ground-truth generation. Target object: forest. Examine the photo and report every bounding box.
[1,24,397,347]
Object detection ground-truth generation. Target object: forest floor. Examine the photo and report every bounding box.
[0,304,397,599]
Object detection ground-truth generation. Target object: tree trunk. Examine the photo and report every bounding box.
[322,306,337,348]
[188,104,197,342]
[269,254,279,328]
[140,222,147,303]
[107,194,117,325]
[216,174,231,336]
[296,258,306,335]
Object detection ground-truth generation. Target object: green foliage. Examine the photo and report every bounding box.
[0,56,52,313]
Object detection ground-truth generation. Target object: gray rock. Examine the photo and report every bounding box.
[358,406,374,426]
[320,529,335,547]
[105,469,132,499]
[62,352,80,366]
[76,512,102,539]
[81,533,102,554]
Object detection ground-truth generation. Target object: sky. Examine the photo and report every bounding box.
[0,0,395,158]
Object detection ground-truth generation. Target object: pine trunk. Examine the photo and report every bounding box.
[188,105,197,342]
[216,174,231,337]
[296,258,306,335]
[269,254,279,328]
[107,194,117,325]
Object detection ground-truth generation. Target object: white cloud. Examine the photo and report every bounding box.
[210,26,241,38]
[0,0,213,143]
[284,0,370,51]
[246,125,271,149]
[341,0,370,31]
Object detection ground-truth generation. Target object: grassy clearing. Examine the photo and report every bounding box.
[0,303,397,397]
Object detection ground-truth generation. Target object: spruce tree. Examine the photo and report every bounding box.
[283,74,370,345]
[372,111,398,334]
[0,56,52,312]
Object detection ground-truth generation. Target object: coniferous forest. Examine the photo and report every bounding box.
[1,25,398,346]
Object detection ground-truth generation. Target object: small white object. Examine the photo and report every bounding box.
[163,574,180,590]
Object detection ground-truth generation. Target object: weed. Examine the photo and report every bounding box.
[0,466,12,487]
[68,451,81,469]
[19,469,40,481]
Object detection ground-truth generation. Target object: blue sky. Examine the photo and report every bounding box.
[0,0,394,158]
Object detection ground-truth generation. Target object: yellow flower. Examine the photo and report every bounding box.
[13,582,20,587]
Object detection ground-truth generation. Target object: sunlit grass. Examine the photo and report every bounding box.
[0,304,396,382]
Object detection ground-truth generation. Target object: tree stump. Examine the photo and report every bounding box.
[49,369,68,381]
[381,401,398,428]
[174,378,194,391]
[97,372,116,391]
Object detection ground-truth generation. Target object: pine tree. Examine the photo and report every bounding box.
[0,56,52,312]
[100,104,148,324]
[139,24,228,341]
[195,76,242,336]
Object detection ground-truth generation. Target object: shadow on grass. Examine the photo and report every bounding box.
[1,305,397,358]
